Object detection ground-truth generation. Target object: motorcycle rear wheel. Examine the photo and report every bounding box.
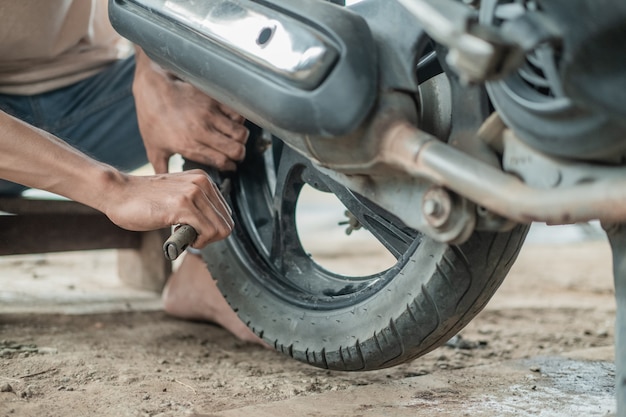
[194,133,528,371]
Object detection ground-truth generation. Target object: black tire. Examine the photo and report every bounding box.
[194,135,528,371]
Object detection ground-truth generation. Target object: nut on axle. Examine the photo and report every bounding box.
[422,187,453,228]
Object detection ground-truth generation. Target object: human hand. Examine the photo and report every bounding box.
[102,169,233,248]
[0,110,232,248]
[133,48,249,174]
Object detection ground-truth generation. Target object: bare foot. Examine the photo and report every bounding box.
[162,252,266,346]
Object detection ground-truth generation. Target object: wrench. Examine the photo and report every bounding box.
[162,177,231,261]
[163,224,198,261]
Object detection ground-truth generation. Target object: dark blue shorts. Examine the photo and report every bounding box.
[0,57,148,195]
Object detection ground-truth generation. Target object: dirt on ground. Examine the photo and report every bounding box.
[0,234,617,416]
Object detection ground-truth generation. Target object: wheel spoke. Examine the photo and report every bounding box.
[333,188,417,259]
[304,167,417,259]
[236,135,414,296]
[266,147,310,275]
[535,44,565,98]
[518,63,551,88]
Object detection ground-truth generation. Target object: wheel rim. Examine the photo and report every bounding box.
[210,41,489,312]
[223,134,420,311]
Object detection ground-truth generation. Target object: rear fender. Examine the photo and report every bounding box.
[109,0,378,137]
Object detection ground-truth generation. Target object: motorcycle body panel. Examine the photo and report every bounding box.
[109,0,378,137]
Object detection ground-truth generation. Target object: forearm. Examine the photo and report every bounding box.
[0,111,124,212]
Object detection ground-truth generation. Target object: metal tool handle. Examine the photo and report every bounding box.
[162,170,230,261]
[163,224,198,261]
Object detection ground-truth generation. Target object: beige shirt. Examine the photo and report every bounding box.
[0,0,123,95]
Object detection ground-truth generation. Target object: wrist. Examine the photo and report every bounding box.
[133,47,171,90]
[87,165,129,216]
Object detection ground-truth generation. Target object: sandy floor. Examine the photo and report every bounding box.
[0,225,618,416]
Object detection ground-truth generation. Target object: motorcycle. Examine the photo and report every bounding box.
[108,0,626,409]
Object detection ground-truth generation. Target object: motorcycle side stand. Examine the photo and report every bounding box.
[604,223,626,415]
